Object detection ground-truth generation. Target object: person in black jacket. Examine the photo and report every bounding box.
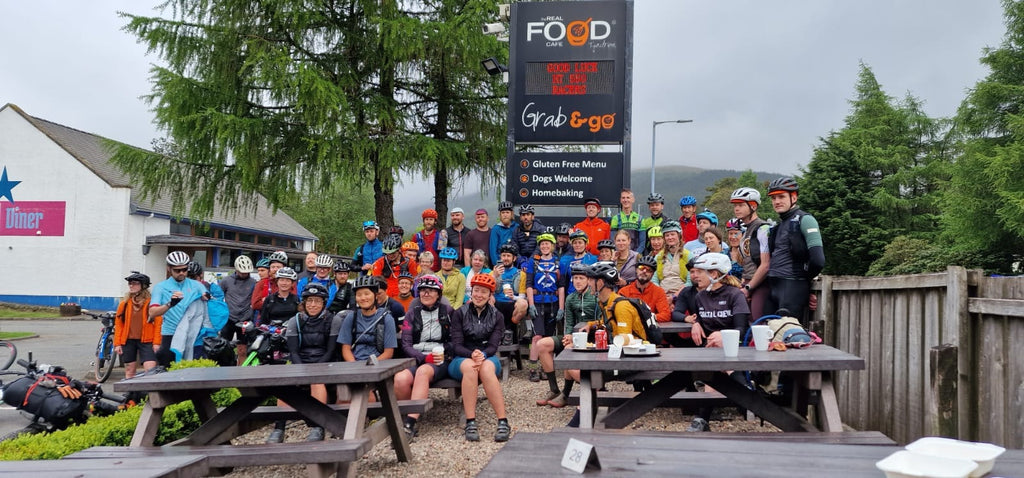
[260,267,300,326]
[448,273,511,443]
[393,275,453,439]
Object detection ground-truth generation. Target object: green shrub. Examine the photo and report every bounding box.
[0,359,242,460]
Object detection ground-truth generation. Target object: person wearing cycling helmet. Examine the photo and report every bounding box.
[525,234,564,344]
[640,192,667,253]
[339,276,398,362]
[274,283,344,442]
[537,262,596,408]
[512,204,546,261]
[401,241,420,264]
[677,195,700,243]
[394,272,416,312]
[394,275,454,439]
[116,272,159,378]
[250,251,294,313]
[443,207,469,268]
[436,247,466,308]
[219,256,257,357]
[684,209,720,256]
[261,267,300,326]
[353,220,383,276]
[610,189,643,253]
[596,238,615,262]
[327,261,355,313]
[669,257,702,347]
[765,177,824,325]
[464,208,492,269]
[297,251,319,282]
[685,252,750,432]
[558,229,598,294]
[489,201,519,266]
[578,262,646,339]
[298,254,334,292]
[730,186,772,320]
[150,251,210,366]
[414,209,442,272]
[369,276,407,334]
[653,221,691,301]
[574,198,610,255]
[492,242,529,346]
[448,273,511,442]
[553,222,573,256]
[371,233,420,298]
[255,258,271,281]
[645,225,665,257]
[618,255,671,324]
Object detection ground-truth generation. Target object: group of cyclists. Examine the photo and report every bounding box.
[112,176,824,442]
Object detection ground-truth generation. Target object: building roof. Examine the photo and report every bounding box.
[2,103,316,241]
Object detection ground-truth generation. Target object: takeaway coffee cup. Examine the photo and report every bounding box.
[751,325,772,351]
[432,345,445,363]
[721,329,740,357]
[572,331,588,349]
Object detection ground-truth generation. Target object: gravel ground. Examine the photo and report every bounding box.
[226,367,780,477]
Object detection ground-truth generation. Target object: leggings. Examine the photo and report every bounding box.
[532,302,559,337]
[156,334,176,367]
[764,277,810,326]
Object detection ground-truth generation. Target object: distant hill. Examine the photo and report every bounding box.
[394,165,783,227]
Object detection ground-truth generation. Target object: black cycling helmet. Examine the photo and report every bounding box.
[596,239,615,250]
[124,271,151,287]
[647,192,665,204]
[333,260,351,272]
[636,255,658,270]
[302,283,330,300]
[382,233,403,254]
[767,177,799,195]
[556,222,573,235]
[569,261,589,276]
[353,275,381,293]
[186,261,203,277]
[499,242,519,256]
[587,261,619,283]
[518,204,535,215]
[498,201,514,211]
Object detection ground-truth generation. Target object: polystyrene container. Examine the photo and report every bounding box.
[875,450,978,478]
[905,437,1006,478]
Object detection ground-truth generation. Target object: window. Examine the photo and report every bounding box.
[221,230,236,241]
[170,221,191,235]
[273,237,290,247]
[257,235,272,245]
[238,233,255,243]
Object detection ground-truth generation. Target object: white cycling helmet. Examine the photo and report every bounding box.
[268,251,289,265]
[314,254,334,268]
[693,252,732,274]
[730,187,762,205]
[234,255,254,273]
[275,267,298,280]
[166,251,190,267]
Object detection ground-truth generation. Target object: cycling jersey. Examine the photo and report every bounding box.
[152,277,207,335]
[559,253,598,293]
[610,211,642,251]
[489,222,519,266]
[525,254,562,304]
[352,239,383,275]
[574,217,610,255]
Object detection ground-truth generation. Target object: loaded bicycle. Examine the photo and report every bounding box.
[84,310,121,382]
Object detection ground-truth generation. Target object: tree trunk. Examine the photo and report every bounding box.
[374,157,395,232]
[434,159,449,229]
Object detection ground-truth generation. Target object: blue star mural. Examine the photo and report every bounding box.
[0,167,21,203]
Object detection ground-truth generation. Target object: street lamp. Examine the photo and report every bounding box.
[651,119,693,193]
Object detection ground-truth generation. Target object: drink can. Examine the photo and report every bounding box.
[595,329,607,349]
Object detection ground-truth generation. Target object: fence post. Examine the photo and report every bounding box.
[820,275,834,345]
[929,344,958,438]
[943,266,970,440]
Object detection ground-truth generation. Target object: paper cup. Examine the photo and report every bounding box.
[572,331,588,349]
[721,329,740,357]
[751,325,772,351]
[613,334,626,347]
[431,345,444,362]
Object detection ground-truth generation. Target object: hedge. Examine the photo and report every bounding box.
[0,359,241,460]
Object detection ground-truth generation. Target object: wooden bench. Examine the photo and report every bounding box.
[551,427,897,445]
[430,355,511,399]
[239,398,432,421]
[5,455,208,478]
[66,439,370,477]
[566,390,732,412]
[497,343,524,376]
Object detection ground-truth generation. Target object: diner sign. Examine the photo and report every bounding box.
[0,201,65,236]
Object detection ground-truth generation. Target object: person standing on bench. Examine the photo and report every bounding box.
[448,273,511,442]
[265,283,343,443]
[684,252,751,432]
[394,275,453,440]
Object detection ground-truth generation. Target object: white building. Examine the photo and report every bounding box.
[0,103,317,310]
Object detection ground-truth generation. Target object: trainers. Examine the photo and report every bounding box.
[494,421,511,442]
[547,393,567,408]
[685,417,710,432]
[266,428,285,443]
[403,421,418,440]
[464,421,480,442]
[305,427,324,442]
[529,370,541,382]
[536,390,559,406]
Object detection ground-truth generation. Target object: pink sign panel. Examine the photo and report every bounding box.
[1,201,66,236]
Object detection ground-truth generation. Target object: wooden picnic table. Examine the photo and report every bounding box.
[554,344,864,431]
[113,359,414,477]
[0,455,208,477]
[479,431,1024,477]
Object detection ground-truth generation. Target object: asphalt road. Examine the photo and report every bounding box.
[1,318,124,438]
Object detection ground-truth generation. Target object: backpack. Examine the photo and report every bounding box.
[350,310,387,355]
[610,297,663,345]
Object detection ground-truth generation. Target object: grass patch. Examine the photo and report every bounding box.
[0,331,35,340]
[0,307,60,319]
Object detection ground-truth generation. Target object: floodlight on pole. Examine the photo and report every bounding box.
[650,119,693,194]
[481,57,508,76]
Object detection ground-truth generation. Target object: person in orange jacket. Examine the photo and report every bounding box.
[574,198,610,256]
[115,272,162,378]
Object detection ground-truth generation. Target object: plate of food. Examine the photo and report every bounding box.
[571,344,609,353]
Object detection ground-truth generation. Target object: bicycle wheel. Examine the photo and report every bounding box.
[95,335,116,382]
[0,340,16,370]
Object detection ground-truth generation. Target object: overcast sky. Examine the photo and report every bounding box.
[0,1,1007,203]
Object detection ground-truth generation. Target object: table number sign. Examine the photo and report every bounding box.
[607,344,622,359]
[561,437,602,473]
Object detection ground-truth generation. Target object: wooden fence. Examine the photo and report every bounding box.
[813,266,1023,447]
